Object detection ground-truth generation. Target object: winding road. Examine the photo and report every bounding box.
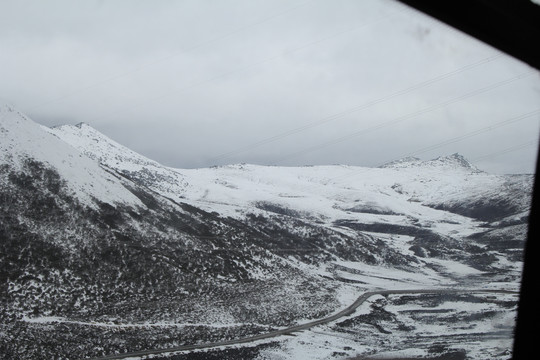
[88,288,517,360]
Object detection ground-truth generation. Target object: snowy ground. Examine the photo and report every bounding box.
[1,110,527,360]
[92,273,518,360]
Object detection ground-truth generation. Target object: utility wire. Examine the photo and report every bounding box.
[472,140,538,163]
[326,107,539,182]
[396,109,540,158]
[208,53,504,163]
[271,71,536,165]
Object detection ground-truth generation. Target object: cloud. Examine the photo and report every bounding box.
[0,0,538,174]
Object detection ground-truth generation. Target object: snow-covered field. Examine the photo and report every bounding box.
[48,122,531,231]
[120,288,518,360]
[0,107,530,359]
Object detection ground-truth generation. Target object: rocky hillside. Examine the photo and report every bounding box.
[0,106,533,359]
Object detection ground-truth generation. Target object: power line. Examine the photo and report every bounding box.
[208,53,504,164]
[472,139,539,163]
[396,109,540,158]
[327,107,539,182]
[271,71,535,165]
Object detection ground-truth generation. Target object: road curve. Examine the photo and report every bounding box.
[88,288,517,360]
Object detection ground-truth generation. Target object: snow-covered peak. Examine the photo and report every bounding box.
[72,122,91,129]
[425,153,481,172]
[41,118,530,230]
[47,121,189,198]
[381,153,481,173]
[380,156,422,168]
[1,107,143,208]
[0,102,15,113]
[46,122,161,169]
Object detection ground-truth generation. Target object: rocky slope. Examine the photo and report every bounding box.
[0,106,533,359]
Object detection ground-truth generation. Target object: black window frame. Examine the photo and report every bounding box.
[395,2,540,359]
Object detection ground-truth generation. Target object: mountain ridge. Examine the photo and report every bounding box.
[380,153,481,172]
[0,107,532,359]
[1,106,143,209]
[47,121,524,225]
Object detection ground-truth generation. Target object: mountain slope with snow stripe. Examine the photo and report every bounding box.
[44,122,189,200]
[1,106,530,359]
[48,122,531,239]
[0,105,143,208]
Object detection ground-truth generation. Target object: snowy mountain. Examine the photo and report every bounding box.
[1,105,143,208]
[43,122,189,200]
[49,121,531,227]
[1,107,533,359]
[381,153,481,172]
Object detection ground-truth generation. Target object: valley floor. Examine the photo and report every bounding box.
[5,263,520,360]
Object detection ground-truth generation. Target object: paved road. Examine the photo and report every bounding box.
[88,288,517,360]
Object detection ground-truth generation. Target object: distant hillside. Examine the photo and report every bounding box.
[0,105,532,359]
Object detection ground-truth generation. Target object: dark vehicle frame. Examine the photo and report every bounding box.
[395,1,540,359]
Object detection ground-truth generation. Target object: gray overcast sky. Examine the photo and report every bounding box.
[1,0,539,174]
